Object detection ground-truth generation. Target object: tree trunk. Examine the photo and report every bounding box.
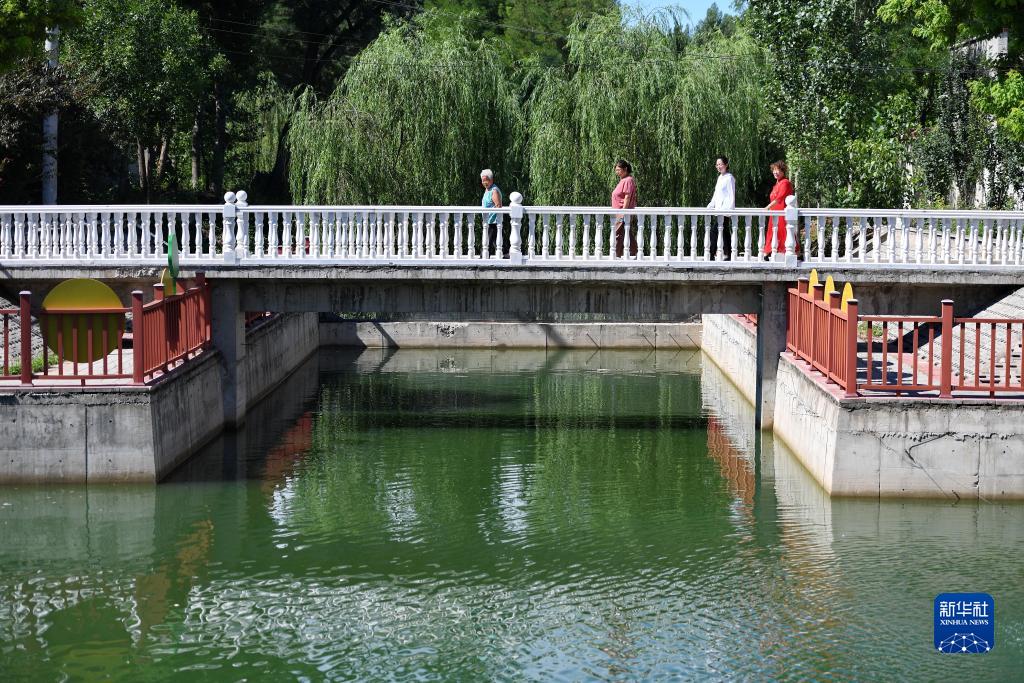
[212,79,226,198]
[191,104,202,192]
[136,138,152,202]
[156,135,170,180]
[143,145,153,204]
[136,139,145,191]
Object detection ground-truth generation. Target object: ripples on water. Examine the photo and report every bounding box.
[0,348,1021,681]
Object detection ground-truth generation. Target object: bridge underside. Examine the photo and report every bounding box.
[1,264,1017,318]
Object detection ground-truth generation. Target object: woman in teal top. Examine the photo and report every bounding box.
[481,169,504,258]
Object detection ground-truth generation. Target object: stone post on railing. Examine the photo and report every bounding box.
[235,190,248,259]
[939,299,954,398]
[508,192,524,264]
[783,195,799,266]
[19,291,32,385]
[845,299,859,398]
[132,290,145,385]
[222,192,237,263]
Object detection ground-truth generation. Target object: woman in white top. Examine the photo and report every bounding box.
[707,156,735,261]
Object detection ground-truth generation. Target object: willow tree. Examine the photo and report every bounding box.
[288,13,526,205]
[527,10,771,207]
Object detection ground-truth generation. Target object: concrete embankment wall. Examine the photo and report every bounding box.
[319,320,701,349]
[698,315,756,404]
[244,313,320,405]
[702,313,1024,499]
[773,354,1024,500]
[0,313,319,483]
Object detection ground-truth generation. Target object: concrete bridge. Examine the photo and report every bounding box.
[3,193,1024,430]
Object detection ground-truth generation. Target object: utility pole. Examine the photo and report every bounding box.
[42,26,60,205]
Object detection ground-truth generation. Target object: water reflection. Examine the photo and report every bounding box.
[0,348,1020,680]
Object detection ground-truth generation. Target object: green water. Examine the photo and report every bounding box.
[0,349,1021,681]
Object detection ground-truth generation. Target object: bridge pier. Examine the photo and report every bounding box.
[755,283,788,430]
[210,281,248,427]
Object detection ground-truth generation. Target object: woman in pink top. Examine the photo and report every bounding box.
[611,159,638,257]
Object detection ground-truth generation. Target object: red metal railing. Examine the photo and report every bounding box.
[0,296,32,384]
[135,274,212,383]
[0,275,212,387]
[786,280,858,397]
[790,277,1024,398]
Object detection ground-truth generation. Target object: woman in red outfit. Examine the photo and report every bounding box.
[764,160,794,256]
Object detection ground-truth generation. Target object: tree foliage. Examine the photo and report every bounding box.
[288,13,526,204]
[527,9,771,207]
[65,0,211,198]
[880,0,1024,142]
[0,0,80,71]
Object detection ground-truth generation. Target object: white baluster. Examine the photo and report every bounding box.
[765,214,777,261]
[86,211,98,257]
[449,212,460,258]
[728,215,738,262]
[26,212,39,258]
[306,211,318,258]
[662,214,671,259]
[296,211,307,258]
[461,213,471,258]
[375,211,385,257]
[569,214,578,260]
[0,213,11,257]
[739,214,749,261]
[554,214,563,259]
[702,214,711,261]
[282,211,293,257]
[252,212,263,257]
[954,218,965,264]
[676,215,685,260]
[830,215,839,262]
[338,211,347,257]
[585,214,593,259]
[593,214,603,258]
[687,215,697,260]
[12,213,25,257]
[427,212,436,258]
[183,212,194,258]
[528,215,537,257]
[928,216,938,264]
[39,212,51,258]
[636,214,647,259]
[268,211,279,257]
[156,211,167,258]
[110,212,121,258]
[982,218,992,265]
[844,217,853,263]
[915,215,924,263]
[541,215,551,259]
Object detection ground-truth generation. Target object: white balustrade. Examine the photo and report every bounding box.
[2,192,1023,268]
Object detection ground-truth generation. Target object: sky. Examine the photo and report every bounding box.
[624,1,732,26]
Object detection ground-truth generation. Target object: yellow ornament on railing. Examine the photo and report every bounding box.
[840,282,855,313]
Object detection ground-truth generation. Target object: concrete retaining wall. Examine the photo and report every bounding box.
[319,320,701,349]
[773,353,1024,499]
[244,313,320,404]
[699,315,757,404]
[0,313,319,483]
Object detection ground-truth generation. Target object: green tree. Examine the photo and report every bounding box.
[879,0,1024,142]
[65,0,211,201]
[527,9,771,207]
[746,0,935,206]
[287,12,525,204]
[0,0,80,71]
